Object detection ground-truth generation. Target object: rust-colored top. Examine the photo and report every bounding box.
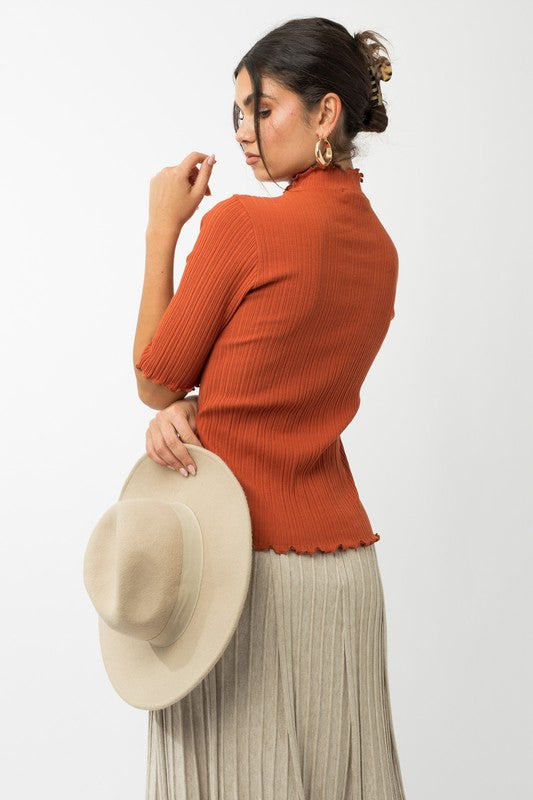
[136,162,398,554]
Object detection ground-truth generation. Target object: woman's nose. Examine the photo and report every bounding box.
[236,122,255,146]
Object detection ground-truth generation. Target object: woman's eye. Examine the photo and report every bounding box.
[237,109,271,123]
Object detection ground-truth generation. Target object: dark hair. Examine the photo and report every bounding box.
[232,17,393,184]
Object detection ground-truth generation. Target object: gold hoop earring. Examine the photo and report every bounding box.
[315,136,333,168]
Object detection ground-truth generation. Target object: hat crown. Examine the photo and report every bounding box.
[83,449,253,711]
[84,499,191,641]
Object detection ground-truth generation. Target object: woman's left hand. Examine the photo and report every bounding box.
[147,151,216,241]
[145,397,203,476]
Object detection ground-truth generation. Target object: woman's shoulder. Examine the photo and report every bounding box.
[202,192,281,230]
[201,192,246,220]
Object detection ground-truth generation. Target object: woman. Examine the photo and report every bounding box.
[133,16,406,800]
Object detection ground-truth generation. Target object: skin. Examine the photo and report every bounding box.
[134,153,215,477]
[143,68,353,476]
[234,66,354,180]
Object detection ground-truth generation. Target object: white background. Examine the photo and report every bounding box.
[1,1,531,798]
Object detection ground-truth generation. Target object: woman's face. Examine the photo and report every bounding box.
[234,67,346,183]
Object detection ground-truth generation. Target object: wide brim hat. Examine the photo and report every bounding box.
[83,444,253,711]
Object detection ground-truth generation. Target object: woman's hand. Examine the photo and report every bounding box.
[147,152,216,242]
[145,396,203,476]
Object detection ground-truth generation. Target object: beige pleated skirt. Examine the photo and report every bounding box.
[145,543,407,800]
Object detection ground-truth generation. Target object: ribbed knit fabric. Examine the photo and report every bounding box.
[136,162,398,554]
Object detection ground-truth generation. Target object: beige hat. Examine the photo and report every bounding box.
[83,444,253,711]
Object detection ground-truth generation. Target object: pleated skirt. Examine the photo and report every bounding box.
[145,543,407,800]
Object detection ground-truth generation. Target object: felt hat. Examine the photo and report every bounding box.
[83,444,253,711]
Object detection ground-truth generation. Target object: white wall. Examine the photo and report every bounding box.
[1,1,531,798]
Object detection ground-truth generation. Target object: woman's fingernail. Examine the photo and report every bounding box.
[187,464,196,475]
[179,467,189,477]
[207,154,215,165]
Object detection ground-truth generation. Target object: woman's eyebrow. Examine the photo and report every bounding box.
[234,92,275,109]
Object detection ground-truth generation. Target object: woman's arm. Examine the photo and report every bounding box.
[134,190,258,405]
[133,153,215,408]
[133,227,192,408]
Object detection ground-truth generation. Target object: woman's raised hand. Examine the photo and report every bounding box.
[147,152,216,242]
[145,396,203,477]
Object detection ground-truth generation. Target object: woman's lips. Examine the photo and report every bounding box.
[246,154,260,164]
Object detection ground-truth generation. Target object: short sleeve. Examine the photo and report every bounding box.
[135,194,258,392]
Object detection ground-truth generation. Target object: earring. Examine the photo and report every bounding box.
[315,135,333,168]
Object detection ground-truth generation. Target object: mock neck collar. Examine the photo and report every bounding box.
[283,162,364,193]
